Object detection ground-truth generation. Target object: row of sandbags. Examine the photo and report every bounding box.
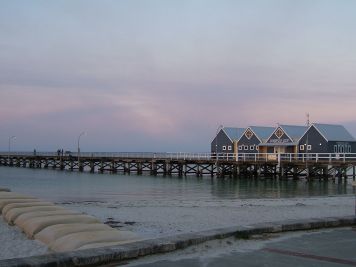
[0,187,11,192]
[0,191,139,252]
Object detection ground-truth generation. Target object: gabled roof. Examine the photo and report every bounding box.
[312,123,355,142]
[222,127,245,142]
[279,125,308,142]
[249,126,275,142]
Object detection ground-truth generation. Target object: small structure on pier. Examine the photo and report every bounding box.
[211,127,245,154]
[237,126,275,154]
[299,123,356,153]
[260,125,308,154]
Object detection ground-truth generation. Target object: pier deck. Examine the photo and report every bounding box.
[1,152,356,179]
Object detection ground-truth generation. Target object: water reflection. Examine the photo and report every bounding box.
[0,167,353,203]
[209,178,350,199]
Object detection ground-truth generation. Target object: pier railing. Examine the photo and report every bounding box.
[1,152,356,164]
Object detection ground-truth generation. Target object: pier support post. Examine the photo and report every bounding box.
[60,158,64,170]
[232,165,238,178]
[90,160,95,173]
[178,163,183,177]
[196,164,200,177]
[137,162,142,175]
[100,160,104,173]
[321,166,328,180]
[151,161,157,176]
[111,161,117,174]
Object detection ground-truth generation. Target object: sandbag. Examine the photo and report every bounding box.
[5,206,64,225]
[49,230,139,252]
[10,206,71,228]
[0,188,11,192]
[23,214,100,238]
[0,199,41,213]
[2,202,54,216]
[35,223,115,245]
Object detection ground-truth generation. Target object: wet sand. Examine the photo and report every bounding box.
[0,195,354,260]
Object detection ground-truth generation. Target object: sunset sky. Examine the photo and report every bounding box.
[1,0,356,152]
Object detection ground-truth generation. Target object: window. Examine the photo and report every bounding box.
[334,145,338,153]
[228,146,232,150]
[255,146,259,151]
[348,145,352,153]
[300,145,305,151]
[222,146,226,151]
[238,146,243,150]
[307,145,312,151]
[250,145,255,150]
[244,145,248,150]
[340,145,344,153]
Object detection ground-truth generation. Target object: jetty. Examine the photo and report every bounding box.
[1,152,356,180]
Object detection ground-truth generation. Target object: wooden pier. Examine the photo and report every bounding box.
[1,152,356,180]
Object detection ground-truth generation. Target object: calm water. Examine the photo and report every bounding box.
[0,167,354,203]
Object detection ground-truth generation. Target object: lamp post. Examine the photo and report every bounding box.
[8,135,16,163]
[77,132,86,169]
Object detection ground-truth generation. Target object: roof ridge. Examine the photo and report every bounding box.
[313,123,343,126]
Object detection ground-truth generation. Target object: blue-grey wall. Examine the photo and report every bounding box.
[299,125,356,153]
[211,130,233,153]
[238,132,261,153]
[298,126,328,153]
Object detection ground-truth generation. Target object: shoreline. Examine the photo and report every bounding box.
[1,215,355,267]
[1,194,355,260]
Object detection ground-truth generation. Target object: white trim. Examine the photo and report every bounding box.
[310,124,329,142]
[238,145,243,150]
[307,145,312,151]
[236,127,262,143]
[265,126,294,144]
[221,128,234,143]
[244,145,248,150]
[210,129,222,144]
[245,129,253,140]
[222,146,227,151]
[210,128,231,144]
[300,145,305,151]
[277,126,294,142]
[255,146,259,151]
[299,124,328,143]
[250,145,255,150]
[227,145,232,151]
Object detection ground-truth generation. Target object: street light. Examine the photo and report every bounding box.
[77,131,87,166]
[8,135,16,161]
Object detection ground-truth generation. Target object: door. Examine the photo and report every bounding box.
[274,147,286,154]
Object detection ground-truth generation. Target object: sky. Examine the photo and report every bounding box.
[1,0,356,152]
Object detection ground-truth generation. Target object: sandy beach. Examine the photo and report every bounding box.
[1,194,354,260]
